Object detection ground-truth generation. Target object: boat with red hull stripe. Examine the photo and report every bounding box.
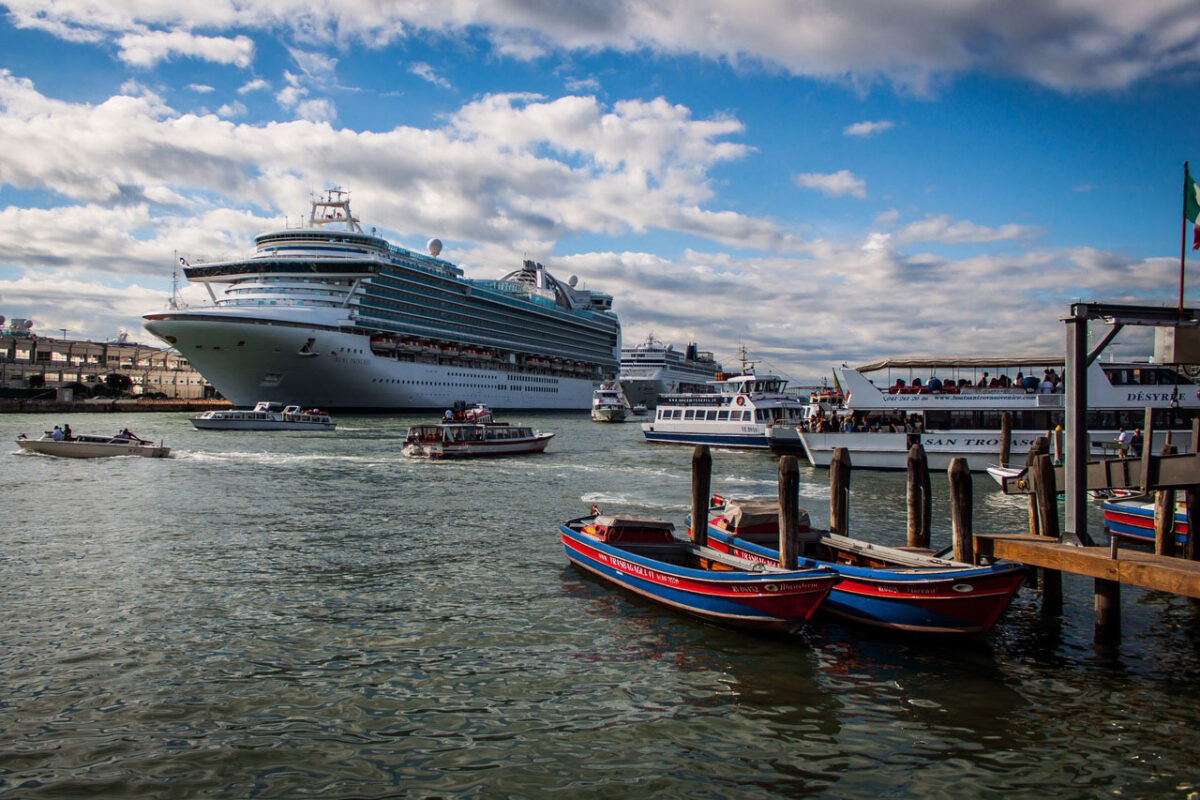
[695,498,1026,635]
[1101,496,1188,545]
[560,514,838,634]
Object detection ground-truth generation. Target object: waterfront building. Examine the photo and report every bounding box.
[0,321,212,400]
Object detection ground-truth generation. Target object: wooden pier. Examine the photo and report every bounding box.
[949,302,1200,638]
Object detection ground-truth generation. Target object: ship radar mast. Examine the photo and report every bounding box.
[308,187,363,233]
[737,344,757,374]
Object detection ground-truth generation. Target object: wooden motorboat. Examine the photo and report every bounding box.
[561,514,839,634]
[1101,495,1187,546]
[697,498,1026,635]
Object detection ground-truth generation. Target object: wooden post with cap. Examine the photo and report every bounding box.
[949,458,973,563]
[778,455,801,569]
[906,443,931,549]
[829,447,851,536]
[691,445,711,547]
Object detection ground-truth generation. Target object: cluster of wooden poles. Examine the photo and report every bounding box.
[685,442,979,565]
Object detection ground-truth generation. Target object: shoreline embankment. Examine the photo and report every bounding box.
[0,399,233,414]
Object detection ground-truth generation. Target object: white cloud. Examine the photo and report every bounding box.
[409,62,451,89]
[844,120,894,137]
[0,71,1184,380]
[188,83,215,94]
[117,30,254,69]
[275,71,335,122]
[217,100,247,118]
[238,78,271,94]
[897,214,1040,244]
[5,0,1198,92]
[793,169,866,198]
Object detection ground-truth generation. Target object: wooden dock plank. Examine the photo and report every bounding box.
[975,534,1200,599]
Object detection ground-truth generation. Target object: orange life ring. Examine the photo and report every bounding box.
[735,396,745,406]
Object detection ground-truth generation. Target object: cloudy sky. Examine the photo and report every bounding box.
[2,1,1199,382]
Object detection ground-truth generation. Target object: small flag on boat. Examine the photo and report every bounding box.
[1186,163,1200,250]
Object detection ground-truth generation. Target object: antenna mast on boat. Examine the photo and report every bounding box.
[169,252,181,310]
[738,343,757,374]
[309,186,363,233]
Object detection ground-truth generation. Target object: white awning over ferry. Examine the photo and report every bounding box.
[855,355,1065,372]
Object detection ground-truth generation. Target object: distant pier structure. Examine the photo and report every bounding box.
[0,317,212,400]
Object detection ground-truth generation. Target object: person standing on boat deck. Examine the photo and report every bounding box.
[1131,429,1144,457]
[1116,427,1131,456]
[1039,371,1055,393]
[62,423,72,441]
[51,425,63,441]
[977,372,989,387]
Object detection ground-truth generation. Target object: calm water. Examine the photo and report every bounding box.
[2,411,1199,798]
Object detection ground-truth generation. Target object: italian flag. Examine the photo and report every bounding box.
[1187,163,1200,250]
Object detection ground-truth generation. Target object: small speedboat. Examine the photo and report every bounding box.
[560,514,839,634]
[16,431,170,459]
[191,401,335,431]
[697,498,1026,635]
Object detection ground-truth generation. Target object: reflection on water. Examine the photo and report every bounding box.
[1,412,1198,798]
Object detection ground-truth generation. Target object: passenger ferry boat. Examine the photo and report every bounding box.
[641,372,808,449]
[787,356,1200,471]
[402,406,554,458]
[143,189,620,411]
[190,401,335,431]
[619,336,722,410]
[591,383,627,423]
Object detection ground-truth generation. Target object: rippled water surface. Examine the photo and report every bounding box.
[3,411,1199,798]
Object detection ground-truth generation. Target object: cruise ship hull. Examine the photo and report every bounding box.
[144,313,599,411]
[620,376,669,409]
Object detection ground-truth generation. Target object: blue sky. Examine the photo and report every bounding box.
[1,1,1199,381]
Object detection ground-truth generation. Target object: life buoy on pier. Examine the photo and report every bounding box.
[735,396,745,406]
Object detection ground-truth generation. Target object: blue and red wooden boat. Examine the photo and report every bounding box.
[1101,496,1188,545]
[695,499,1026,635]
[560,514,839,634]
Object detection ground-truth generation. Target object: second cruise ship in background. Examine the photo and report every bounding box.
[144,190,620,411]
[618,336,723,410]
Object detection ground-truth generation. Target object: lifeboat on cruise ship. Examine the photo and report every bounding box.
[369,334,399,353]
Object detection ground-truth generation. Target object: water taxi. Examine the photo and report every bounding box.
[16,430,170,459]
[190,401,336,431]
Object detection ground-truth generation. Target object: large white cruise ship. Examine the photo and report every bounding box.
[143,190,620,411]
[618,336,723,409]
